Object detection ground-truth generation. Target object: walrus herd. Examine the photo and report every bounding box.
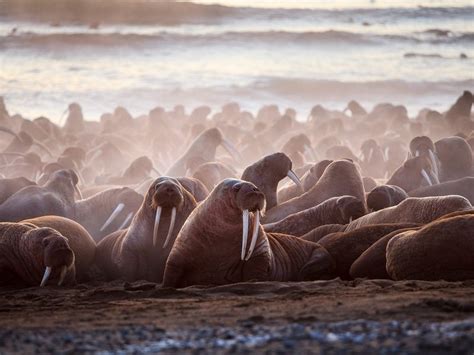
[0,90,473,288]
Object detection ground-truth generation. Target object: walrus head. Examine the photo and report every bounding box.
[123,156,160,180]
[147,177,185,249]
[336,196,366,223]
[366,185,408,212]
[218,179,265,261]
[386,156,437,193]
[43,168,82,201]
[33,227,75,287]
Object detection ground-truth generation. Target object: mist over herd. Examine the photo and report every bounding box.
[0,90,472,289]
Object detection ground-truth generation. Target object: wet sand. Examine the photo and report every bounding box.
[1,279,473,353]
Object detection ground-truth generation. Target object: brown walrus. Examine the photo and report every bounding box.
[349,227,420,280]
[386,155,437,193]
[0,169,81,222]
[166,128,240,177]
[277,159,332,204]
[366,184,408,212]
[264,160,366,223]
[191,161,237,192]
[22,216,96,281]
[317,223,420,280]
[263,195,365,237]
[96,177,197,282]
[0,222,75,287]
[301,224,346,243]
[409,177,474,204]
[386,215,474,281]
[344,196,472,233]
[163,179,336,288]
[241,152,302,210]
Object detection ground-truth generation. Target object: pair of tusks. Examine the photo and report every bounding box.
[221,139,241,161]
[40,265,68,287]
[421,169,433,186]
[287,170,302,189]
[241,209,260,261]
[153,206,177,249]
[100,203,127,232]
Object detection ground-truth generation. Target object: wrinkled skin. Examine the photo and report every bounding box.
[409,177,474,205]
[0,223,75,287]
[96,177,197,283]
[264,196,365,237]
[386,215,474,281]
[367,185,408,212]
[264,160,366,224]
[163,179,336,288]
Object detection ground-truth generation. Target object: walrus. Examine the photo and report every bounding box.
[409,177,474,205]
[192,161,237,192]
[264,196,365,237]
[163,179,336,288]
[135,176,209,203]
[408,136,440,182]
[359,139,386,179]
[74,187,143,242]
[277,160,333,204]
[301,224,347,243]
[349,227,420,280]
[0,169,81,222]
[317,223,420,280]
[241,152,302,210]
[366,185,408,211]
[344,196,472,233]
[264,160,366,223]
[386,155,437,193]
[96,177,197,282]
[22,216,96,281]
[434,136,472,182]
[0,222,75,287]
[166,128,240,177]
[105,156,160,185]
[386,215,474,281]
[0,177,36,205]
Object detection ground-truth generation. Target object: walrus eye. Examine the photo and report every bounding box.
[232,184,242,192]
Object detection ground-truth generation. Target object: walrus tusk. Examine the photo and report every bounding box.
[57,265,68,286]
[421,169,433,186]
[245,210,260,261]
[415,150,420,157]
[241,209,249,261]
[87,148,102,163]
[287,170,302,189]
[162,207,177,249]
[428,149,440,182]
[118,212,133,230]
[368,147,374,163]
[100,203,125,232]
[40,266,52,287]
[74,185,83,200]
[221,139,241,161]
[152,167,161,177]
[153,206,163,247]
[349,216,353,223]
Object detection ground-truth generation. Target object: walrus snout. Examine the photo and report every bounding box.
[41,233,75,287]
[152,183,183,209]
[236,186,265,213]
[367,190,391,212]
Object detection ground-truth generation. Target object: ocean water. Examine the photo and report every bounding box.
[0,0,473,122]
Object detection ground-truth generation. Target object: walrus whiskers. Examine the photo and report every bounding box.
[241,209,249,260]
[162,207,177,249]
[100,203,125,232]
[40,266,52,287]
[245,210,260,261]
[153,206,163,247]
